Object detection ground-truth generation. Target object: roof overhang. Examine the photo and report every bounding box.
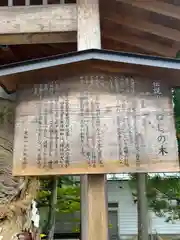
[1,49,180,93]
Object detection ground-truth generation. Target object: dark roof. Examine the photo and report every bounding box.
[1,48,180,93]
[1,48,180,77]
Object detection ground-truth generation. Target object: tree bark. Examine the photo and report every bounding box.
[0,98,39,239]
[48,177,58,240]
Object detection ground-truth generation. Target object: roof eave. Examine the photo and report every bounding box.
[0,49,180,78]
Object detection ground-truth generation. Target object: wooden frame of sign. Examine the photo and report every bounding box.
[13,74,178,176]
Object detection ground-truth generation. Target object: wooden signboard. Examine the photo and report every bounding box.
[13,74,179,176]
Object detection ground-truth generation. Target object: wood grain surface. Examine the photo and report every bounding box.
[0,4,77,34]
[13,74,179,176]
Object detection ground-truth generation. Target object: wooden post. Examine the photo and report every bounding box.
[25,0,30,6]
[77,0,101,51]
[77,0,108,240]
[8,0,13,6]
[137,173,149,240]
[42,0,48,5]
[80,175,108,240]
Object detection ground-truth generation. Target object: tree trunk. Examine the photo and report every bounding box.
[48,177,58,240]
[0,98,39,239]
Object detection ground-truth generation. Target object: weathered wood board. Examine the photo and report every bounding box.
[13,75,179,176]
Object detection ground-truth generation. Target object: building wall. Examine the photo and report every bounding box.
[107,180,137,238]
[107,180,180,238]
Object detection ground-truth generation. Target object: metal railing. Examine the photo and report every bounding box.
[0,0,75,7]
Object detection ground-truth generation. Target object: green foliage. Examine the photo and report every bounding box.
[174,53,180,153]
[37,177,80,233]
[56,186,80,213]
[172,88,180,154]
[37,177,80,213]
[0,106,14,125]
[129,174,180,222]
[176,51,180,59]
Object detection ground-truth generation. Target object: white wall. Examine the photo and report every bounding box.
[107,180,137,238]
[107,180,180,238]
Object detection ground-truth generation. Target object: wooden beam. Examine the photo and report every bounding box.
[104,14,180,43]
[102,38,153,55]
[25,0,30,6]
[0,32,77,45]
[117,0,180,20]
[77,0,108,240]
[103,31,177,57]
[0,4,77,35]
[77,0,101,50]
[8,0,13,6]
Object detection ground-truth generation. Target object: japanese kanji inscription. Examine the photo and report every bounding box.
[13,74,179,176]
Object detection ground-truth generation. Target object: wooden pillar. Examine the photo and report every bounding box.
[77,0,108,240]
[137,173,149,240]
[77,0,101,51]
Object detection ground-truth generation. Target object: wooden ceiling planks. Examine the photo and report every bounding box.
[102,28,176,57]
[0,0,180,64]
[104,13,180,43]
[101,0,180,57]
[116,0,180,20]
[159,0,180,6]
[102,39,152,55]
